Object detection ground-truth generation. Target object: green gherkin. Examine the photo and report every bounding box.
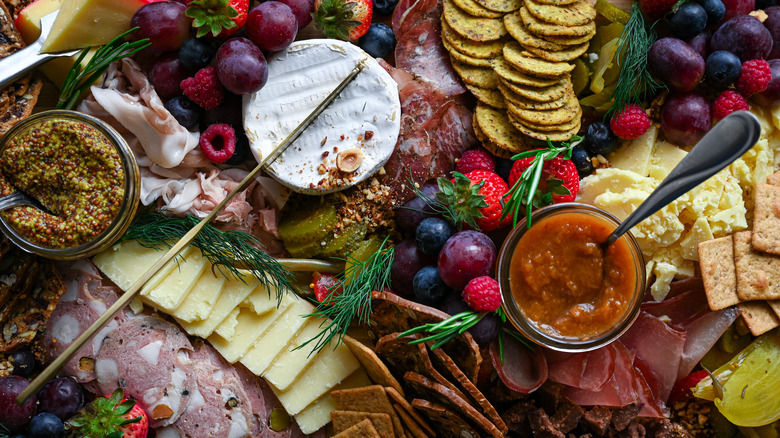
[278,203,337,245]
[320,221,368,258]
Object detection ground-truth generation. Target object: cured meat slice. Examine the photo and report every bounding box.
[489,335,547,394]
[95,315,194,428]
[545,345,615,392]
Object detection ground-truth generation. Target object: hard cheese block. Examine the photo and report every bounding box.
[142,247,208,311]
[177,279,258,338]
[172,270,226,322]
[92,240,179,294]
[294,369,372,434]
[242,284,281,315]
[263,316,326,390]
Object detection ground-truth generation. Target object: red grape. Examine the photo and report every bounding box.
[131,1,191,53]
[0,376,37,433]
[246,2,298,52]
[753,59,780,105]
[215,38,269,95]
[661,91,712,146]
[37,377,85,421]
[437,231,496,291]
[721,0,755,22]
[277,0,315,29]
[149,53,188,99]
[390,239,436,298]
[648,37,705,92]
[396,182,442,233]
[686,30,711,60]
[710,15,772,62]
[764,6,780,59]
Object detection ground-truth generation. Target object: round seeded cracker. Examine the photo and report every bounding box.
[452,0,504,18]
[441,20,505,59]
[503,42,574,77]
[543,32,594,45]
[465,83,506,108]
[524,41,589,62]
[509,107,581,131]
[473,0,522,12]
[475,103,532,154]
[500,83,567,110]
[451,60,500,88]
[443,37,494,67]
[444,0,508,42]
[504,11,567,51]
[524,0,596,26]
[519,5,596,37]
[529,0,578,6]
[507,92,580,125]
[500,76,571,101]
[491,57,559,87]
[512,118,582,141]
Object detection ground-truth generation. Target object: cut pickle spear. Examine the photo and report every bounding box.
[278,203,337,245]
[320,222,368,258]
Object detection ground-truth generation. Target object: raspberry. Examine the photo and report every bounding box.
[609,104,651,140]
[456,149,496,174]
[462,276,501,313]
[712,90,749,120]
[200,124,236,163]
[180,66,224,110]
[736,59,771,97]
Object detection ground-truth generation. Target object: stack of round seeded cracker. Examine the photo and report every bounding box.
[441,0,596,154]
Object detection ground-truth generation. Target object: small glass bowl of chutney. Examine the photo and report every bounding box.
[0,110,140,260]
[497,203,646,352]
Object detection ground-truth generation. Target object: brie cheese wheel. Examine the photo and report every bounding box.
[243,39,401,194]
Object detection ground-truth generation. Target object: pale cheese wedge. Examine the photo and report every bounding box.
[212,284,281,342]
[41,0,146,53]
[213,307,241,341]
[177,278,258,338]
[208,294,295,362]
[240,298,313,375]
[92,240,161,291]
[242,284,280,315]
[270,339,361,415]
[172,271,226,323]
[142,247,208,311]
[263,316,327,390]
[294,369,372,434]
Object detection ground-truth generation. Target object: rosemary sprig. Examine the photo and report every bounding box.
[607,2,665,116]
[500,136,583,228]
[57,28,151,111]
[119,209,292,303]
[299,238,394,355]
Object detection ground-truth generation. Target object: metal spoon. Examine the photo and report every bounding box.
[603,110,761,248]
[0,190,50,213]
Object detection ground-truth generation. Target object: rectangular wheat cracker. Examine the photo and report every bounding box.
[737,301,780,336]
[698,236,739,310]
[751,183,780,255]
[767,171,780,186]
[734,231,780,301]
[332,419,382,438]
[331,386,406,438]
[768,300,780,319]
[331,411,394,438]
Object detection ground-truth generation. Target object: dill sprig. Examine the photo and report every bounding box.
[500,136,583,228]
[607,2,665,116]
[299,238,394,355]
[119,209,292,303]
[57,27,151,111]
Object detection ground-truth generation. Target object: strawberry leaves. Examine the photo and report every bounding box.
[186,0,239,38]
[67,388,142,438]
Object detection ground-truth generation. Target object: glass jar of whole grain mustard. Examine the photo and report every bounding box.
[0,110,140,260]
[497,203,646,352]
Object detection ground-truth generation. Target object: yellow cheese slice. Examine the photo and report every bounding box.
[647,140,688,181]
[240,299,313,375]
[177,278,258,338]
[208,294,295,363]
[41,0,146,53]
[293,369,372,434]
[172,271,226,323]
[212,284,278,341]
[263,317,327,391]
[242,284,280,315]
[607,125,658,177]
[213,307,241,341]
[142,247,208,312]
[92,240,178,293]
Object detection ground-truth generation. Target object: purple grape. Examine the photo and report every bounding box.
[0,376,37,433]
[131,1,191,53]
[439,291,470,315]
[396,182,442,234]
[469,313,498,347]
[721,0,755,21]
[438,231,497,291]
[754,59,780,105]
[764,7,780,59]
[149,53,188,99]
[661,91,712,146]
[37,377,85,421]
[276,0,315,29]
[710,15,772,62]
[246,2,298,53]
[215,38,269,95]
[390,239,436,298]
[648,38,705,92]
[8,349,35,378]
[686,30,711,60]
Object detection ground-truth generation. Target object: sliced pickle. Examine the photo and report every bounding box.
[571,58,590,97]
[278,203,337,245]
[320,221,368,258]
[595,0,631,25]
[284,238,325,258]
[344,236,384,286]
[580,84,616,108]
[590,37,620,94]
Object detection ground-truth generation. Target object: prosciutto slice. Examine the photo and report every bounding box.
[546,345,616,392]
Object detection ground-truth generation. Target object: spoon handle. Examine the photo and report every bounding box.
[606,111,761,246]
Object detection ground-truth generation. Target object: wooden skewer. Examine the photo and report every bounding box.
[17,65,363,405]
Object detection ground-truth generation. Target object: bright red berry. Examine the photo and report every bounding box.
[311,272,341,305]
[200,124,237,163]
[610,104,651,140]
[668,370,709,405]
[181,66,224,110]
[462,276,501,313]
[462,170,512,232]
[456,149,496,174]
[67,388,148,438]
[712,90,749,120]
[508,153,579,204]
[736,59,771,97]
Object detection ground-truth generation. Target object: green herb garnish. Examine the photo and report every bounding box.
[607,2,665,116]
[120,209,291,303]
[500,136,583,228]
[57,28,150,111]
[299,238,394,355]
[405,173,488,231]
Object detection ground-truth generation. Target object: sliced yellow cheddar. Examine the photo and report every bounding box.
[142,247,208,311]
[263,317,327,391]
[92,240,179,292]
[242,284,280,315]
[41,0,146,53]
[172,270,226,323]
[213,307,241,341]
[293,369,372,434]
[177,279,258,338]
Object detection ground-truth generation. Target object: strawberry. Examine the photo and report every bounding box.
[434,171,511,233]
[67,388,149,438]
[668,370,709,405]
[186,0,249,38]
[312,0,372,40]
[508,153,579,206]
[639,0,677,20]
[311,272,341,305]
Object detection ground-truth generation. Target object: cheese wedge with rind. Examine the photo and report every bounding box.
[141,247,208,311]
[177,279,258,338]
[263,316,327,390]
[172,270,226,322]
[293,369,372,434]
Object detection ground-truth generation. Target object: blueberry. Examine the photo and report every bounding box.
[27,413,64,438]
[416,218,453,256]
[178,38,216,71]
[696,0,725,26]
[705,50,742,87]
[570,146,594,176]
[9,349,35,379]
[358,23,396,59]
[413,266,450,306]
[224,133,251,165]
[468,313,498,347]
[584,122,618,156]
[164,95,201,129]
[667,2,708,40]
[373,0,399,15]
[495,157,513,185]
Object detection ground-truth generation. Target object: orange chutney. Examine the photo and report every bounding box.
[508,212,637,340]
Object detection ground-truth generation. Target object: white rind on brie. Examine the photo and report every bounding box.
[243,39,401,194]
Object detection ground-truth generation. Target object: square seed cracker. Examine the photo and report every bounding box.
[734,231,780,301]
[331,411,394,438]
[698,236,740,310]
[332,419,382,438]
[751,183,780,255]
[737,301,780,336]
[331,385,406,438]
[768,300,780,319]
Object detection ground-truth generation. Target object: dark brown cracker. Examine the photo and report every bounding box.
[385,386,436,437]
[404,372,503,438]
[331,385,406,438]
[737,301,780,336]
[752,183,780,255]
[0,0,41,135]
[343,336,405,398]
[392,404,428,438]
[332,411,395,438]
[412,399,484,438]
[734,231,780,301]
[332,419,382,438]
[698,235,740,311]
